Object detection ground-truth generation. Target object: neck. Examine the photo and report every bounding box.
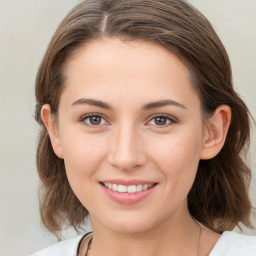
[89,209,201,256]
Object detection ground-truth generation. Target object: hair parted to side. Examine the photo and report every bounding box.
[35,0,253,237]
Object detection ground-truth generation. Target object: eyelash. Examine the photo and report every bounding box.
[79,113,177,128]
[79,113,109,127]
[147,114,177,127]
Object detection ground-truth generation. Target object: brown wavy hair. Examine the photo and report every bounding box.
[35,0,253,237]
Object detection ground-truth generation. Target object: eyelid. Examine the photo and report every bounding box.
[146,113,178,127]
[79,113,110,127]
[78,112,177,128]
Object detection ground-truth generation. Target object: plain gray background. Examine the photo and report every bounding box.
[1,1,255,255]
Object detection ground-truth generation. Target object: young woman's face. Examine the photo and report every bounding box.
[54,39,207,233]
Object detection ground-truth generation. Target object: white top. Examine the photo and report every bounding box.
[30,231,256,256]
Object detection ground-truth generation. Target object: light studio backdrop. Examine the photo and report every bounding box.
[0,1,255,255]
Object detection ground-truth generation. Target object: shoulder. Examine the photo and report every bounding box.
[210,231,256,256]
[30,233,88,256]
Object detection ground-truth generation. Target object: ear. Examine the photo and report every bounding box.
[41,104,64,159]
[200,105,231,160]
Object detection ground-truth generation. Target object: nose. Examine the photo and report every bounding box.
[107,124,147,171]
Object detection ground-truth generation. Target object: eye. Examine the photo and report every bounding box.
[148,114,176,126]
[81,114,108,126]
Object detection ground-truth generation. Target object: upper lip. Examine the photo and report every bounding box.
[100,179,157,186]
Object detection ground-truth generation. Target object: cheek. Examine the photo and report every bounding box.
[61,129,104,166]
[148,129,202,193]
[59,131,107,192]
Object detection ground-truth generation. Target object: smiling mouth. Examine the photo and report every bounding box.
[101,182,157,193]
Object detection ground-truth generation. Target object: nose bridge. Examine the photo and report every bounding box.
[108,122,146,170]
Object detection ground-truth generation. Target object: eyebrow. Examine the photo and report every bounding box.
[71,98,186,110]
[142,99,187,110]
[71,98,112,110]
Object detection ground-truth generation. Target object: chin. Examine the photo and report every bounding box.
[107,221,155,234]
[93,210,165,235]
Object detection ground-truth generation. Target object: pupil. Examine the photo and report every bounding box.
[155,117,166,125]
[90,116,101,125]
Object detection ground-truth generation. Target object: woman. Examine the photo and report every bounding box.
[31,0,256,255]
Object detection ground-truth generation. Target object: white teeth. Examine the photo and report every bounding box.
[127,185,136,193]
[118,185,127,193]
[112,184,118,191]
[143,184,149,190]
[103,183,154,193]
[136,184,143,192]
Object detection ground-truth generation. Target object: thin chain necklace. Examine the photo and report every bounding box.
[197,223,202,256]
[85,224,202,256]
[85,236,93,256]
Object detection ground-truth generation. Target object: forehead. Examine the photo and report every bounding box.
[66,38,189,78]
[62,38,200,110]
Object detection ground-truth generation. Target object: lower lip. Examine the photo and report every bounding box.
[101,184,157,205]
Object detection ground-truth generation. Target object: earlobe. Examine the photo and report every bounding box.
[41,104,64,159]
[200,105,231,160]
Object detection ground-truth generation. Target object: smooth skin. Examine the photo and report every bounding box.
[42,39,231,256]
